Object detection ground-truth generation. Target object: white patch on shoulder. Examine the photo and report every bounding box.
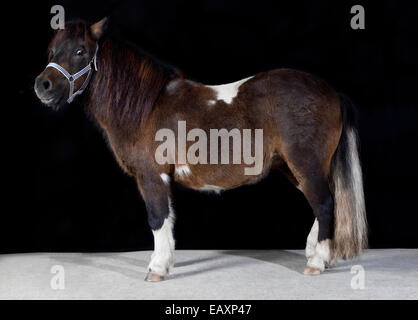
[207,100,216,106]
[175,165,191,177]
[166,79,182,94]
[200,184,224,194]
[207,76,253,104]
[160,173,170,185]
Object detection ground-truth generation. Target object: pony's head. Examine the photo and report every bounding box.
[34,18,107,109]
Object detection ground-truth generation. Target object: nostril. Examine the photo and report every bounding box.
[42,79,52,91]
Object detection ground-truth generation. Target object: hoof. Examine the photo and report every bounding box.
[303,266,321,275]
[144,272,164,282]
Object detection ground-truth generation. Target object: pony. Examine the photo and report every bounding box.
[34,18,367,281]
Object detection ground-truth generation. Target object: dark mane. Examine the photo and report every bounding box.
[82,24,180,132]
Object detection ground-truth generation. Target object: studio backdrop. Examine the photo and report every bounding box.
[3,0,418,253]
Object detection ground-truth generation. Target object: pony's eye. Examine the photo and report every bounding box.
[76,49,85,56]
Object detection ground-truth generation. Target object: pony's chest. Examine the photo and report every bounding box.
[104,133,144,176]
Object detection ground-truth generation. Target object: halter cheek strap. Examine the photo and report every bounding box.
[46,44,99,103]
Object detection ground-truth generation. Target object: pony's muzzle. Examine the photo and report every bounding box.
[34,75,53,98]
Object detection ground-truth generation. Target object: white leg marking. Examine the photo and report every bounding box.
[207,76,253,104]
[160,173,170,185]
[305,219,318,259]
[148,199,175,275]
[175,165,191,177]
[307,239,331,272]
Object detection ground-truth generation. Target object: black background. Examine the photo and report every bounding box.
[3,0,418,253]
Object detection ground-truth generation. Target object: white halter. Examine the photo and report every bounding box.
[45,44,99,103]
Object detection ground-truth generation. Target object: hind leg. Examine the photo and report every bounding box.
[305,219,318,261]
[298,174,334,274]
[277,158,334,273]
[306,218,338,270]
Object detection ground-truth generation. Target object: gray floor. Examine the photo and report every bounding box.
[0,249,417,299]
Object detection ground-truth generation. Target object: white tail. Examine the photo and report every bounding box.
[331,99,368,259]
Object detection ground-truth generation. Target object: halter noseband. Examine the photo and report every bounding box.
[45,44,99,103]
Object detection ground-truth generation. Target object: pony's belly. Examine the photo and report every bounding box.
[172,163,265,192]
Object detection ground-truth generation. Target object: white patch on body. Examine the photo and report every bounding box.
[175,165,191,177]
[207,76,253,104]
[165,79,182,94]
[160,173,170,185]
[207,100,216,106]
[148,198,175,275]
[199,184,224,194]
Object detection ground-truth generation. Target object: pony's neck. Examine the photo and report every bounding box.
[86,36,179,134]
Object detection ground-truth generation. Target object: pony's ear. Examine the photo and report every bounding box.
[90,17,108,40]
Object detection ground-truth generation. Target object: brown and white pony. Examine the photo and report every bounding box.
[34,18,367,281]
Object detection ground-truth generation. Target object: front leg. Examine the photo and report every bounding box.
[137,173,175,282]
